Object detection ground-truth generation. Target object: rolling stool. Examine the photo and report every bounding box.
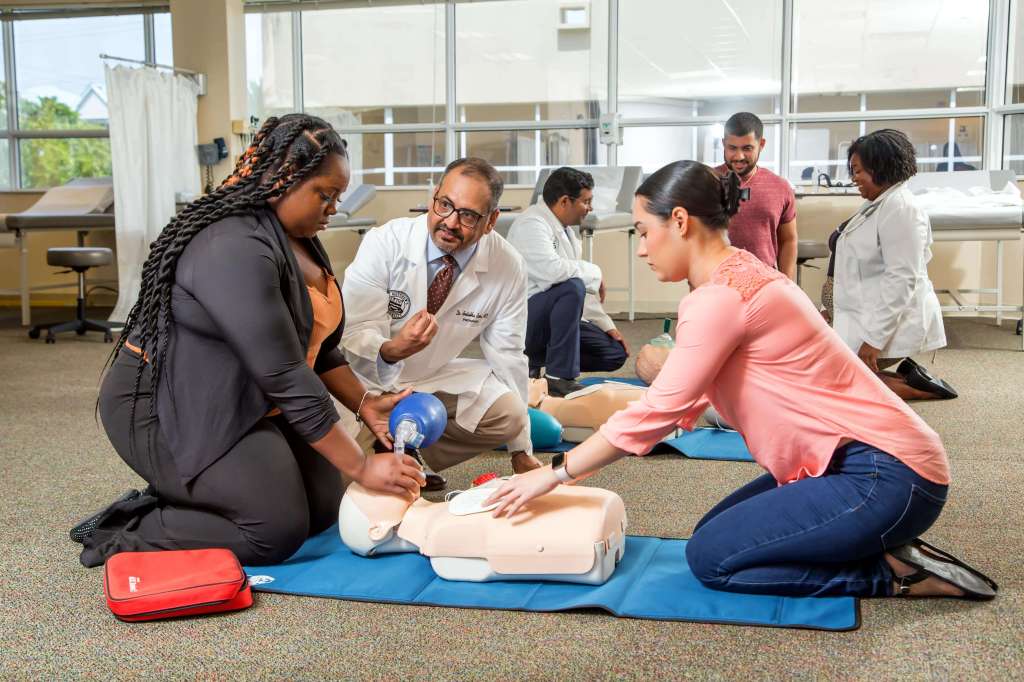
[796,240,830,286]
[28,247,121,344]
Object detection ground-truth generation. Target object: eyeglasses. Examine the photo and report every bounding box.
[432,196,487,229]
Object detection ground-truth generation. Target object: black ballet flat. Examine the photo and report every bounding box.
[406,447,447,492]
[891,539,998,600]
[896,358,958,399]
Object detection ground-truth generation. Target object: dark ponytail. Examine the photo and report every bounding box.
[719,170,742,218]
[104,112,348,459]
[636,160,741,230]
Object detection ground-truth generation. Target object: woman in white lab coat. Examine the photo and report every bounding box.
[825,129,956,400]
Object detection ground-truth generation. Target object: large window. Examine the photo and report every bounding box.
[0,10,171,189]
[462,127,596,184]
[246,1,1024,185]
[245,12,295,124]
[786,0,990,183]
[790,117,985,182]
[620,125,780,176]
[302,4,446,128]
[618,0,782,121]
[791,0,989,113]
[154,13,174,68]
[345,131,445,186]
[456,0,607,123]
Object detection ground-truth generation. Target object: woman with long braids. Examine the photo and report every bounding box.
[486,161,997,601]
[76,114,424,567]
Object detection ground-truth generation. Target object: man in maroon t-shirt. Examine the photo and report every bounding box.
[635,113,800,387]
[713,112,798,279]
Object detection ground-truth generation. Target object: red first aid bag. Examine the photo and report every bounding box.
[103,548,253,622]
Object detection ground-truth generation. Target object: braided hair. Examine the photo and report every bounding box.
[106,113,348,456]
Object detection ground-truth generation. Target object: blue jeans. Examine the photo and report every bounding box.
[685,442,948,597]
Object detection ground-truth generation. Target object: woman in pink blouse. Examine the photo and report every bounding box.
[487,161,996,601]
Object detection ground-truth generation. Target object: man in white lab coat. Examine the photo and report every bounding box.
[342,158,541,490]
[506,167,629,397]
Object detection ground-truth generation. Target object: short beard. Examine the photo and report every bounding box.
[731,160,757,178]
[432,226,462,251]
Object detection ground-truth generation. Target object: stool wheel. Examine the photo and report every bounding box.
[28,328,40,339]
[45,336,56,344]
[76,327,86,336]
[103,331,113,343]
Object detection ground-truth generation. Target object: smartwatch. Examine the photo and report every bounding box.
[550,452,575,484]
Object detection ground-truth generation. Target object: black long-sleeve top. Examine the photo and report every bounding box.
[135,208,345,483]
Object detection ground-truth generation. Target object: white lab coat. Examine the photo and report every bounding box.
[506,202,616,333]
[833,182,946,358]
[341,215,532,454]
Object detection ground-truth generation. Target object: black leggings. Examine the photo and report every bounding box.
[81,349,342,567]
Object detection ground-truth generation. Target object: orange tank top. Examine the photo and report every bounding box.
[303,273,343,367]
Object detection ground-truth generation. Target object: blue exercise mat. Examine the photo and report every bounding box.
[653,427,756,463]
[537,429,755,459]
[244,526,859,631]
[542,379,754,461]
[496,442,574,453]
[533,440,575,453]
[580,376,648,387]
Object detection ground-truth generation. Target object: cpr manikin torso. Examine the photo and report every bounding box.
[339,479,627,585]
[529,379,646,442]
[528,379,733,437]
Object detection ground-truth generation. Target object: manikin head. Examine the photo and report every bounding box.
[339,482,419,556]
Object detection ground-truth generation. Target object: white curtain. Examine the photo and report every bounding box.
[105,65,200,323]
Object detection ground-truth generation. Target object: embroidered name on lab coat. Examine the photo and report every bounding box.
[455,309,489,325]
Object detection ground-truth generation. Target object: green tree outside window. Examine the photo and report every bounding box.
[16,95,111,188]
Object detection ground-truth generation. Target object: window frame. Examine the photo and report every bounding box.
[0,7,168,190]
[247,0,1021,186]
[8,1,1021,189]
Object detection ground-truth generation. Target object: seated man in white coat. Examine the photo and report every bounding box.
[507,167,629,397]
[342,157,542,491]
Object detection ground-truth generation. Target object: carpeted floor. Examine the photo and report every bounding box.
[1,307,1021,679]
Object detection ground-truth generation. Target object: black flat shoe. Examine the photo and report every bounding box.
[422,471,448,492]
[896,358,958,400]
[406,447,447,492]
[546,376,585,398]
[69,489,141,543]
[890,539,998,600]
